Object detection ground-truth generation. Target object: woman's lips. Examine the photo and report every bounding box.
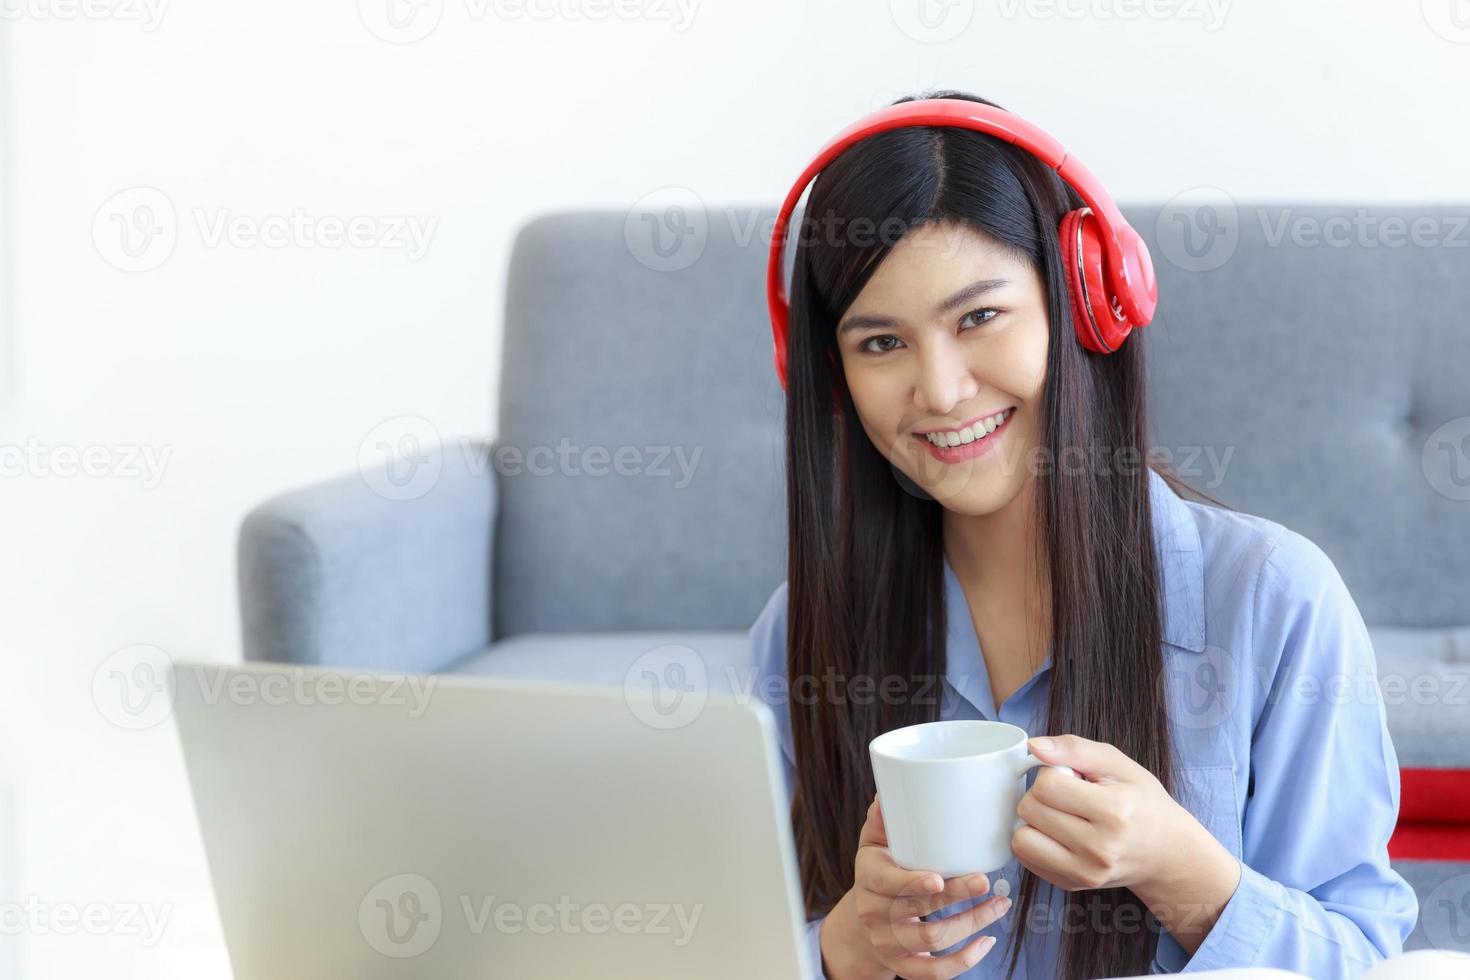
[912,409,1016,464]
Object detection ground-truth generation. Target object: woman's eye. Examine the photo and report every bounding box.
[960,307,999,330]
[859,335,903,354]
[857,310,997,355]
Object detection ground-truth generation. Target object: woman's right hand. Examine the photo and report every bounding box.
[820,795,1013,980]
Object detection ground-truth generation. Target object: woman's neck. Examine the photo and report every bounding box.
[942,482,1053,676]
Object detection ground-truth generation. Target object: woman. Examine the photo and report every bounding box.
[747,90,1418,979]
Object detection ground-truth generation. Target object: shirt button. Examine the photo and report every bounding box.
[992,876,1011,899]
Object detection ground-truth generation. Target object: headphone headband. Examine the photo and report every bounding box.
[766,99,1157,389]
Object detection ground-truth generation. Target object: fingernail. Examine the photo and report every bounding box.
[996,897,1012,913]
[1030,737,1054,752]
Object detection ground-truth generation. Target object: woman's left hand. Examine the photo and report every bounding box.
[1011,734,1193,893]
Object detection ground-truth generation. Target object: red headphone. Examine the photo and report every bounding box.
[766,99,1158,391]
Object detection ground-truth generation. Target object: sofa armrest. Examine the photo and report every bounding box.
[238,439,496,673]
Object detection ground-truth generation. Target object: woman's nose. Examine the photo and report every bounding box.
[913,340,979,416]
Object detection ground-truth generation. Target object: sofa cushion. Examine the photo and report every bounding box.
[1369,625,1470,770]
[447,630,754,695]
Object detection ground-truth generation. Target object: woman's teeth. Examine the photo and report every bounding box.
[923,408,1014,448]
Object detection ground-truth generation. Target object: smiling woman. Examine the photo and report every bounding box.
[775,89,1184,980]
[750,89,1418,980]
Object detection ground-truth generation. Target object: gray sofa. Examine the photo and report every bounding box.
[238,205,1470,954]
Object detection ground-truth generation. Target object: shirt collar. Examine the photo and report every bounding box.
[942,467,1209,710]
[1149,466,1208,654]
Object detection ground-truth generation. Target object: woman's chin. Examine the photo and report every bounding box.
[887,456,1021,513]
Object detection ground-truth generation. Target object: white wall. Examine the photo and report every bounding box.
[0,1,1464,976]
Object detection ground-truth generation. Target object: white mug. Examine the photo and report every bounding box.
[869,720,1077,878]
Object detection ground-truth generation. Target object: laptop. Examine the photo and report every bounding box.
[170,660,814,979]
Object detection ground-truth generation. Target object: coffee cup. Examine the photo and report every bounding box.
[869,719,1077,878]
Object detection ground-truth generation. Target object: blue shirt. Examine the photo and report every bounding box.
[747,466,1418,978]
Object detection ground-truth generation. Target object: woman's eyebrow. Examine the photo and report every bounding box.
[837,277,1012,335]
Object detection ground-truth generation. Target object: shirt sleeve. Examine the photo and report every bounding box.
[1152,528,1420,975]
[749,582,831,980]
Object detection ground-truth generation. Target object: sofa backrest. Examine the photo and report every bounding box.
[491,205,1470,638]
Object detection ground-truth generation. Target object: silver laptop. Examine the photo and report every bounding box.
[170,661,814,979]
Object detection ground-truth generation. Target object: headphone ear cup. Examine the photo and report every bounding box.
[1059,208,1132,353]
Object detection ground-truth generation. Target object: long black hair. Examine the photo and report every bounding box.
[782,89,1223,980]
